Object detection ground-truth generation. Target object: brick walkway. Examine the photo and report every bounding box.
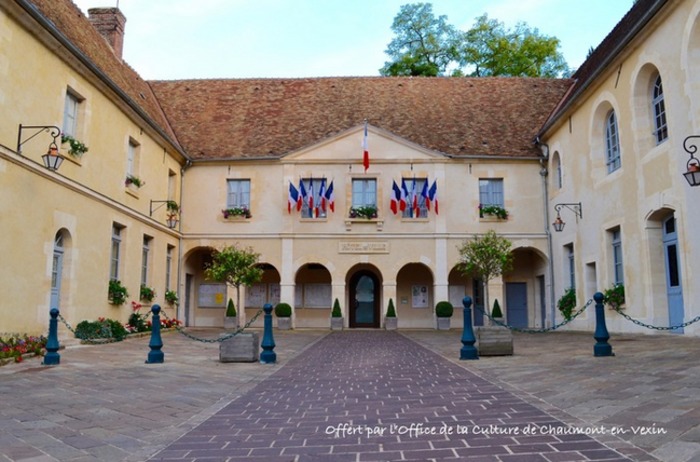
[149,331,635,461]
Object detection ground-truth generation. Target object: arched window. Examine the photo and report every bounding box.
[605,110,621,173]
[552,152,562,189]
[652,75,668,144]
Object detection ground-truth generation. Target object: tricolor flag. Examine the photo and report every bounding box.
[420,180,429,211]
[411,177,419,217]
[288,182,300,213]
[427,180,438,214]
[298,179,307,212]
[324,180,335,212]
[362,121,369,172]
[318,179,326,213]
[308,178,315,217]
[390,180,401,215]
[400,179,408,212]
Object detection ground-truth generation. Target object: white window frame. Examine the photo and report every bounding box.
[300,178,328,219]
[479,179,504,207]
[141,236,152,287]
[127,139,139,177]
[62,90,81,137]
[351,178,376,208]
[652,75,668,145]
[401,177,428,218]
[565,244,575,289]
[605,111,621,173]
[611,228,624,286]
[226,179,251,209]
[110,225,122,280]
[165,245,174,292]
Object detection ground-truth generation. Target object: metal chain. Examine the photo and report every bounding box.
[57,313,124,344]
[472,298,594,333]
[161,308,265,343]
[611,306,700,331]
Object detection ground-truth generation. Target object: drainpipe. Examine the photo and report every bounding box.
[176,159,192,324]
[537,141,556,328]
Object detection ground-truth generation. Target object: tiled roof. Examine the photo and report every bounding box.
[22,0,182,151]
[150,77,573,161]
[539,0,668,135]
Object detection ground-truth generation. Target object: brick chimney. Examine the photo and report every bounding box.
[88,7,126,59]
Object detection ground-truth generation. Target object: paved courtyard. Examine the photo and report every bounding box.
[0,327,698,461]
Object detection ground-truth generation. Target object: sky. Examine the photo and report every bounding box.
[71,0,635,80]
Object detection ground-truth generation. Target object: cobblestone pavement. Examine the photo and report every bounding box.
[0,328,698,461]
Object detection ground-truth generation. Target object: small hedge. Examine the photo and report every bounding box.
[75,318,128,341]
[491,299,503,318]
[331,298,342,317]
[226,298,237,317]
[274,302,292,317]
[386,298,397,317]
[435,301,454,318]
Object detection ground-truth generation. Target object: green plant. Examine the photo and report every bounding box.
[479,204,509,219]
[164,290,179,305]
[125,175,145,188]
[557,288,576,320]
[603,283,625,309]
[61,134,89,157]
[349,205,378,219]
[435,300,454,318]
[491,299,503,318]
[331,298,342,317]
[0,334,47,364]
[140,285,156,302]
[226,298,237,317]
[166,201,179,213]
[222,206,251,218]
[108,279,128,305]
[127,301,149,333]
[274,302,292,317]
[75,317,128,341]
[386,298,397,317]
[205,244,263,320]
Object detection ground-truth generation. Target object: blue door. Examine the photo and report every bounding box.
[505,282,528,328]
[663,216,684,333]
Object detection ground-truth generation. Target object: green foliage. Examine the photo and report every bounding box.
[557,287,576,320]
[164,290,179,305]
[386,298,397,317]
[75,318,128,341]
[479,204,508,219]
[349,205,378,219]
[140,285,155,302]
[435,300,454,317]
[381,4,568,77]
[222,206,251,218]
[0,334,46,363]
[603,283,625,309]
[61,134,89,157]
[127,304,149,333]
[108,279,128,305]
[226,298,237,317]
[331,298,342,317]
[274,302,292,317]
[205,245,263,289]
[491,299,503,318]
[457,230,513,283]
[125,175,144,188]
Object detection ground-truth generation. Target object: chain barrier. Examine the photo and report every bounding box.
[57,313,124,344]
[161,308,265,343]
[472,298,594,333]
[611,306,700,331]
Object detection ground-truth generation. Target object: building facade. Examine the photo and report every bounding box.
[1,0,698,337]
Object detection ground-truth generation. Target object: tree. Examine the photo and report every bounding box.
[457,230,513,317]
[380,3,458,76]
[204,244,263,321]
[381,4,568,77]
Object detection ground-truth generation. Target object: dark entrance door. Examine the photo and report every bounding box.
[350,271,380,328]
[505,282,528,328]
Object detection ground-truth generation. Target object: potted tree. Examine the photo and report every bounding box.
[331,298,343,330]
[385,298,398,330]
[435,300,454,330]
[224,298,237,329]
[275,302,292,330]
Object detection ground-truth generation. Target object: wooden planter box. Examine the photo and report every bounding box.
[277,317,292,330]
[476,326,513,356]
[385,317,398,330]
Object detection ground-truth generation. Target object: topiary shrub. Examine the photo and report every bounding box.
[386,298,397,317]
[435,301,454,318]
[226,298,237,317]
[331,298,342,317]
[274,302,292,317]
[75,318,128,341]
[491,299,503,318]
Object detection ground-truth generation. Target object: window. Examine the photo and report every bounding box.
[605,111,621,173]
[552,152,562,189]
[300,178,328,219]
[127,139,139,176]
[165,245,174,292]
[565,244,575,289]
[351,178,376,208]
[401,178,428,218]
[611,228,624,285]
[652,75,668,144]
[62,90,81,137]
[226,179,251,209]
[141,236,152,286]
[479,179,504,207]
[110,225,123,280]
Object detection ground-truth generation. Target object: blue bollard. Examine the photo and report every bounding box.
[146,304,164,364]
[460,296,479,360]
[593,292,614,357]
[260,303,276,364]
[43,308,61,365]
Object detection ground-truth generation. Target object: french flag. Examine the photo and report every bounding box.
[420,180,429,211]
[400,179,408,212]
[308,178,315,216]
[411,177,419,217]
[362,121,369,172]
[318,179,326,213]
[288,182,300,213]
[390,180,401,215]
[324,180,335,212]
[298,179,307,212]
[427,180,438,214]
